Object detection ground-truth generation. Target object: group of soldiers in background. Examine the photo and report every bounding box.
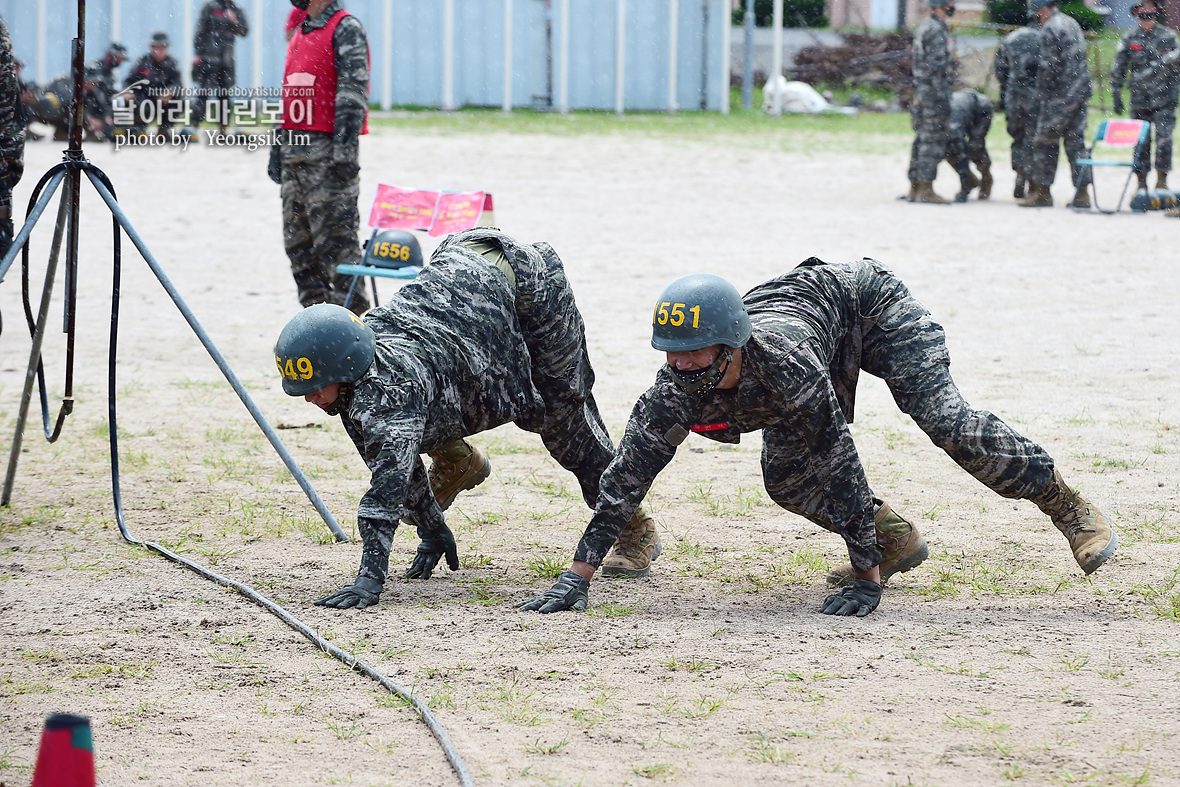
[913,0,1179,210]
[16,0,249,143]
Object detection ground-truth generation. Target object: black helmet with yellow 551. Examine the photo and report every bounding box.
[651,274,752,396]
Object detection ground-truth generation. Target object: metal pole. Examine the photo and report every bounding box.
[770,0,783,115]
[3,194,71,507]
[720,0,731,113]
[502,0,514,113]
[111,0,122,49]
[614,0,626,115]
[381,0,394,109]
[37,0,48,85]
[442,0,456,110]
[667,0,679,112]
[557,0,570,113]
[252,0,263,92]
[84,172,349,543]
[183,0,195,92]
[741,0,754,110]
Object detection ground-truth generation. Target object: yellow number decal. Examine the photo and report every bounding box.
[689,305,700,328]
[296,357,314,379]
[380,241,391,257]
[348,313,365,326]
[400,244,410,261]
[656,301,670,325]
[275,355,284,376]
[669,303,686,327]
[284,359,297,380]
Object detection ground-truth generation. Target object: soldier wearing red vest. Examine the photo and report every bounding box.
[268,0,370,314]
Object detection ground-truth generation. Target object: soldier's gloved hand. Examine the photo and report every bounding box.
[1113,94,1125,116]
[820,579,882,617]
[403,524,459,579]
[515,570,590,614]
[267,143,282,184]
[314,576,383,610]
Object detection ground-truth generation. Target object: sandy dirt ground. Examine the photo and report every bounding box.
[1,120,1178,787]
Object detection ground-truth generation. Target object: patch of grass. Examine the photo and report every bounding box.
[747,731,795,764]
[587,601,640,618]
[295,516,336,545]
[523,736,570,755]
[524,554,567,580]
[631,762,677,781]
[326,719,368,740]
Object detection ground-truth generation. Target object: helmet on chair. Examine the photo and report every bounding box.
[364,229,423,269]
[1157,190,1178,209]
[651,274,751,397]
[274,304,376,396]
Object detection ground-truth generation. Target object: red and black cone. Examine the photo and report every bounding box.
[31,713,95,787]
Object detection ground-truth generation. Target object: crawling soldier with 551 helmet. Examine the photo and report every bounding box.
[518,258,1117,617]
[275,228,658,610]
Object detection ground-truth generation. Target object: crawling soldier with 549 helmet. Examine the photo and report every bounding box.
[274,228,659,610]
[518,258,1117,617]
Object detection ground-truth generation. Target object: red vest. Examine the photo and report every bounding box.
[281,9,369,134]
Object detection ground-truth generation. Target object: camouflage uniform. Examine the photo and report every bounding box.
[192,0,249,127]
[571,259,1055,574]
[1031,9,1092,188]
[908,14,954,184]
[1111,22,1179,175]
[123,52,184,130]
[279,0,369,312]
[338,228,617,585]
[0,14,25,257]
[995,22,1040,180]
[944,88,993,178]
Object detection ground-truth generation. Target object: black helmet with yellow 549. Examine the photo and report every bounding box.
[274,304,376,397]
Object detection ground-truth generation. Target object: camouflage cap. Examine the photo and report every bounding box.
[107,42,128,57]
[150,31,170,46]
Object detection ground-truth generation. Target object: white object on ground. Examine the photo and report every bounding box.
[762,75,857,116]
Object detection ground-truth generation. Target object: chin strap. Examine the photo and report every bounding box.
[323,382,354,416]
[671,347,732,397]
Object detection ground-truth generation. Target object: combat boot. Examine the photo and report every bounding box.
[1136,171,1149,191]
[427,439,492,511]
[906,181,918,202]
[1018,183,1053,207]
[1013,174,1026,199]
[825,501,930,587]
[1070,186,1091,209]
[912,182,950,204]
[978,164,993,200]
[601,505,662,578]
[1156,172,1169,191]
[1029,469,1117,575]
[954,168,980,202]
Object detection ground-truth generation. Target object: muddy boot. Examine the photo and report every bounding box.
[1136,171,1149,191]
[978,164,993,200]
[912,182,950,204]
[1070,186,1091,209]
[426,439,492,511]
[825,501,930,587]
[601,505,662,578]
[1029,469,1117,575]
[1013,174,1026,199]
[1018,183,1053,207]
[903,181,918,202]
[1156,172,1169,191]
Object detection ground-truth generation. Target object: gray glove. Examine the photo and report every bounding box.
[516,570,589,614]
[267,143,282,184]
[1113,93,1125,116]
[403,524,459,579]
[820,579,882,617]
[314,576,383,610]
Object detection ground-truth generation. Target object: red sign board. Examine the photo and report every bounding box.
[368,184,487,236]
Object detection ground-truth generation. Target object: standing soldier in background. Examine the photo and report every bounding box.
[944,88,994,202]
[0,13,25,260]
[123,33,184,136]
[906,0,956,204]
[994,13,1040,198]
[192,0,250,132]
[1020,0,1092,209]
[1110,0,1179,192]
[268,0,370,315]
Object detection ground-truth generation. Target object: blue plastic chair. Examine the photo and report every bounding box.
[1074,119,1152,214]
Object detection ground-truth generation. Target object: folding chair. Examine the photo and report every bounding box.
[1074,119,1151,214]
[338,229,423,310]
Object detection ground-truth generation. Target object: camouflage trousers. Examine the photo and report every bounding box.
[279,132,369,313]
[908,97,951,183]
[1005,99,1038,178]
[450,230,617,510]
[191,66,234,127]
[761,268,1055,536]
[946,102,993,175]
[1131,104,1174,174]
[1032,99,1091,188]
